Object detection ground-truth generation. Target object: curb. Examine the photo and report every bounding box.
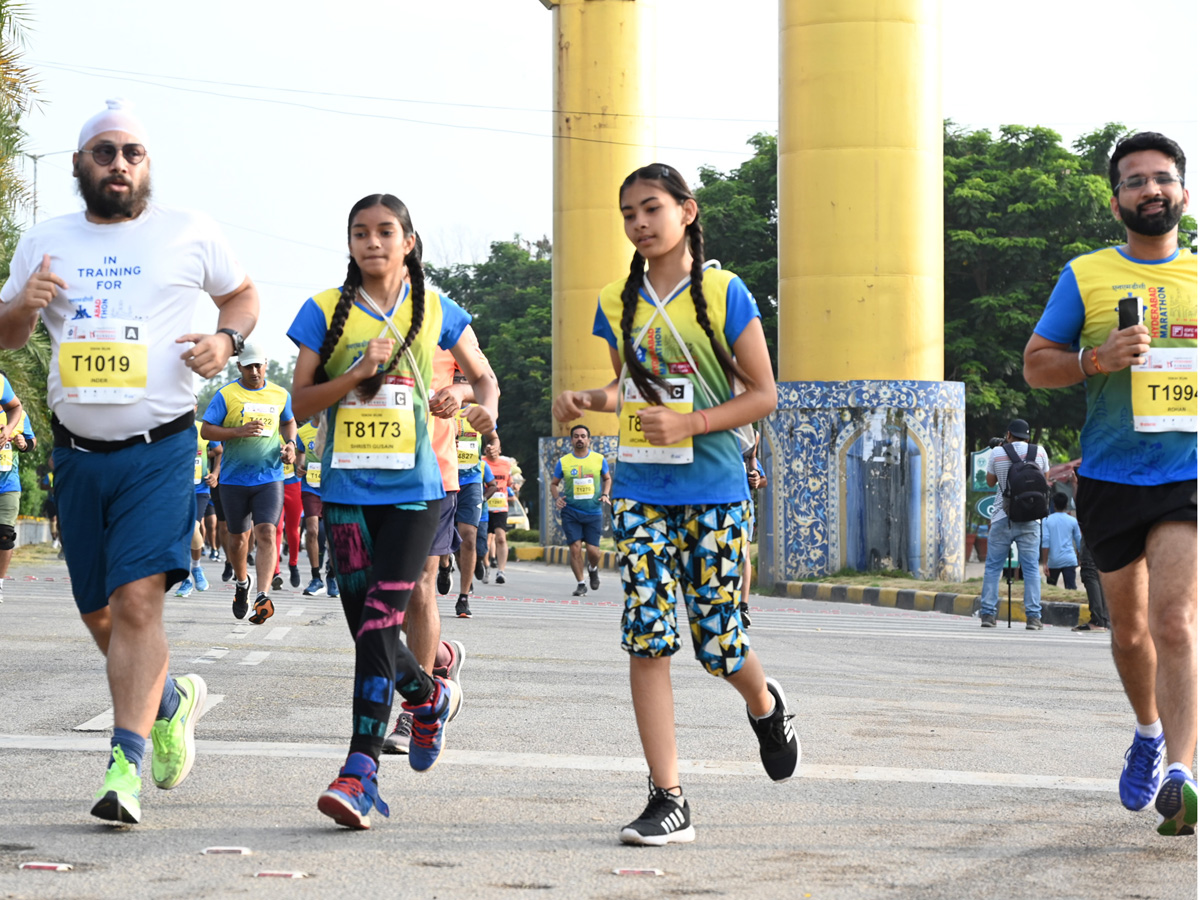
[538,546,620,571]
[775,582,1087,628]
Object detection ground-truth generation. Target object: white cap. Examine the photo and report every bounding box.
[78,99,149,149]
[238,342,267,367]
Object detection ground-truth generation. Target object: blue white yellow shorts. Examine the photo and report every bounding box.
[613,498,751,677]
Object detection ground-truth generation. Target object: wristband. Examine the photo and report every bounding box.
[1091,347,1108,376]
[698,409,711,435]
[1078,347,1089,376]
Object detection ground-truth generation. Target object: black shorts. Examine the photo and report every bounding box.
[221,482,285,534]
[1075,475,1197,572]
[195,492,210,525]
[488,510,508,534]
[211,484,225,523]
[429,490,461,557]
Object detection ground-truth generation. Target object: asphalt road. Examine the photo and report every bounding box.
[0,552,1194,900]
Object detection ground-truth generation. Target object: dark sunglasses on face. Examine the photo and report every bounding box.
[79,143,146,166]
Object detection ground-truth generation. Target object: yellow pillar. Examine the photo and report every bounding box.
[538,0,656,436]
[778,0,943,381]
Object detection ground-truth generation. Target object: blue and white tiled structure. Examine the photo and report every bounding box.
[537,435,619,548]
[758,381,965,585]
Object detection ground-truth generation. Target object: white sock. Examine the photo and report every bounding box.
[751,695,777,721]
[1135,719,1164,740]
[1167,763,1194,779]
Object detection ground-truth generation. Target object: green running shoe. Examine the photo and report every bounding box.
[150,673,208,790]
[90,746,142,824]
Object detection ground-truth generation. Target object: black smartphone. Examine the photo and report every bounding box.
[1118,296,1143,331]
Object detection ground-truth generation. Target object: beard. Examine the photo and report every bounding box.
[1117,195,1185,237]
[75,167,151,220]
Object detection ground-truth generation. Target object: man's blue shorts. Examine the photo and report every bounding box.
[455,480,483,526]
[53,425,194,614]
[561,503,602,546]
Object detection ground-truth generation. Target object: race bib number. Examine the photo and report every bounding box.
[241,402,279,435]
[0,444,12,473]
[194,450,203,485]
[619,378,694,464]
[572,476,595,499]
[1131,348,1197,433]
[332,385,416,469]
[487,492,509,512]
[283,459,295,479]
[306,461,322,487]
[456,436,480,469]
[59,318,148,404]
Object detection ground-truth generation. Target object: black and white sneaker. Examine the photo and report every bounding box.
[572,583,588,597]
[455,595,472,619]
[620,780,696,846]
[437,565,453,595]
[232,574,253,620]
[748,676,799,782]
[588,566,600,591]
[382,711,412,755]
[495,571,506,585]
[739,602,753,629]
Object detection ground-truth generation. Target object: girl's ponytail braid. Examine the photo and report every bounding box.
[687,219,749,389]
[620,250,670,404]
[315,259,360,384]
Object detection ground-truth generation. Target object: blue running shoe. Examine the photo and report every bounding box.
[1155,771,1198,836]
[175,577,193,598]
[326,576,339,598]
[302,577,325,596]
[1120,731,1166,811]
[317,752,389,830]
[192,565,209,592]
[404,676,460,773]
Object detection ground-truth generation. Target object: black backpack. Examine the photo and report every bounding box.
[1002,443,1050,522]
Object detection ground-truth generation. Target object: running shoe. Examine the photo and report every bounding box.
[175,577,194,598]
[1072,622,1109,632]
[289,564,301,588]
[475,559,485,582]
[246,551,255,566]
[1025,617,1043,630]
[444,639,466,723]
[589,566,600,591]
[272,573,283,592]
[192,564,209,592]
[1155,770,1198,836]
[232,575,253,620]
[249,592,275,625]
[317,752,390,830]
[327,576,339,598]
[495,571,506,585]
[620,778,695,846]
[91,746,142,825]
[748,676,800,782]
[209,548,220,561]
[221,561,234,583]
[437,565,452,595]
[739,602,753,629]
[303,577,326,596]
[150,673,207,790]
[455,594,472,619]
[404,676,460,773]
[980,613,997,628]
[572,583,587,597]
[382,711,412,755]
[1120,731,1166,811]
[0,582,4,604]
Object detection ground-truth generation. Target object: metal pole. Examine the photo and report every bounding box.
[1006,542,1013,628]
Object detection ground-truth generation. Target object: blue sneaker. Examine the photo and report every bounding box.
[175,577,194,598]
[192,565,209,592]
[1120,731,1166,811]
[326,576,339,598]
[404,676,460,773]
[317,752,389,830]
[302,577,325,596]
[1155,770,1198,836]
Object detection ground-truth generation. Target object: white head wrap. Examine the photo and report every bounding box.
[77,98,149,150]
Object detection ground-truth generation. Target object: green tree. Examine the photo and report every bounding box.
[428,239,552,526]
[695,133,779,369]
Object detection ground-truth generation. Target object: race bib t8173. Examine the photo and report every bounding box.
[619,378,694,464]
[332,385,416,470]
[59,318,148,404]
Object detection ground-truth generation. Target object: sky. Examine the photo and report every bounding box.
[11,0,1199,368]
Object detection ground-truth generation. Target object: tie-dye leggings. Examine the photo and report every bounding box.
[325,500,441,761]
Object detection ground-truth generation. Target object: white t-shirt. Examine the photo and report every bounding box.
[0,205,245,440]
[986,441,1049,524]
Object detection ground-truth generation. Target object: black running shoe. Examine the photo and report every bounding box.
[620,780,695,846]
[289,564,300,588]
[221,561,234,583]
[437,566,452,595]
[232,576,252,620]
[748,677,799,782]
[495,571,506,585]
[271,573,283,592]
[739,602,753,629]
[455,595,472,619]
[589,567,600,591]
[475,559,485,582]
[249,592,275,625]
[572,583,587,597]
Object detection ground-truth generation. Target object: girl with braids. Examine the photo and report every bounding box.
[552,164,798,846]
[287,194,497,829]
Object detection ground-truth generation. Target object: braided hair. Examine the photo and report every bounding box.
[315,194,427,401]
[617,164,749,405]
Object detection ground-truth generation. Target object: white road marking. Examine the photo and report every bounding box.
[286,608,304,617]
[240,651,270,665]
[263,627,291,641]
[2,733,1116,794]
[193,647,230,665]
[72,694,226,732]
[225,627,254,640]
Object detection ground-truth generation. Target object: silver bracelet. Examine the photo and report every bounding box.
[1078,346,1089,376]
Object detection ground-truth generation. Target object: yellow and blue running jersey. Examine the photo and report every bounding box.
[202,379,294,486]
[554,450,609,515]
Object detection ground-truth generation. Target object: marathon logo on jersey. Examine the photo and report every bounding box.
[383,374,415,387]
[64,322,124,342]
[1148,287,1170,339]
[667,362,695,375]
[1171,324,1197,340]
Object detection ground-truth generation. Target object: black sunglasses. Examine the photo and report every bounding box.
[80,143,147,166]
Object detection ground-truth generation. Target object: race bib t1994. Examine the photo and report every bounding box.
[619,378,694,464]
[1131,347,1197,433]
[59,318,148,404]
[332,385,416,469]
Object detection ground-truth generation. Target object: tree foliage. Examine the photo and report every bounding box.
[428,238,552,525]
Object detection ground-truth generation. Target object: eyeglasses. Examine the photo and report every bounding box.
[79,143,146,166]
[1115,173,1184,192]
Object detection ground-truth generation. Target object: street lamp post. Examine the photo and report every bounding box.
[22,149,73,224]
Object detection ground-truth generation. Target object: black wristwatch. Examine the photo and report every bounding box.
[217,327,245,355]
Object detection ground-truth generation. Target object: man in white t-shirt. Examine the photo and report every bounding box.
[978,418,1050,629]
[0,99,258,826]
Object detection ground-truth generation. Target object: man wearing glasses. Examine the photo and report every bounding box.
[0,99,258,825]
[1024,132,1196,836]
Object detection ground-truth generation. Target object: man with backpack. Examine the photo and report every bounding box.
[978,418,1050,630]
